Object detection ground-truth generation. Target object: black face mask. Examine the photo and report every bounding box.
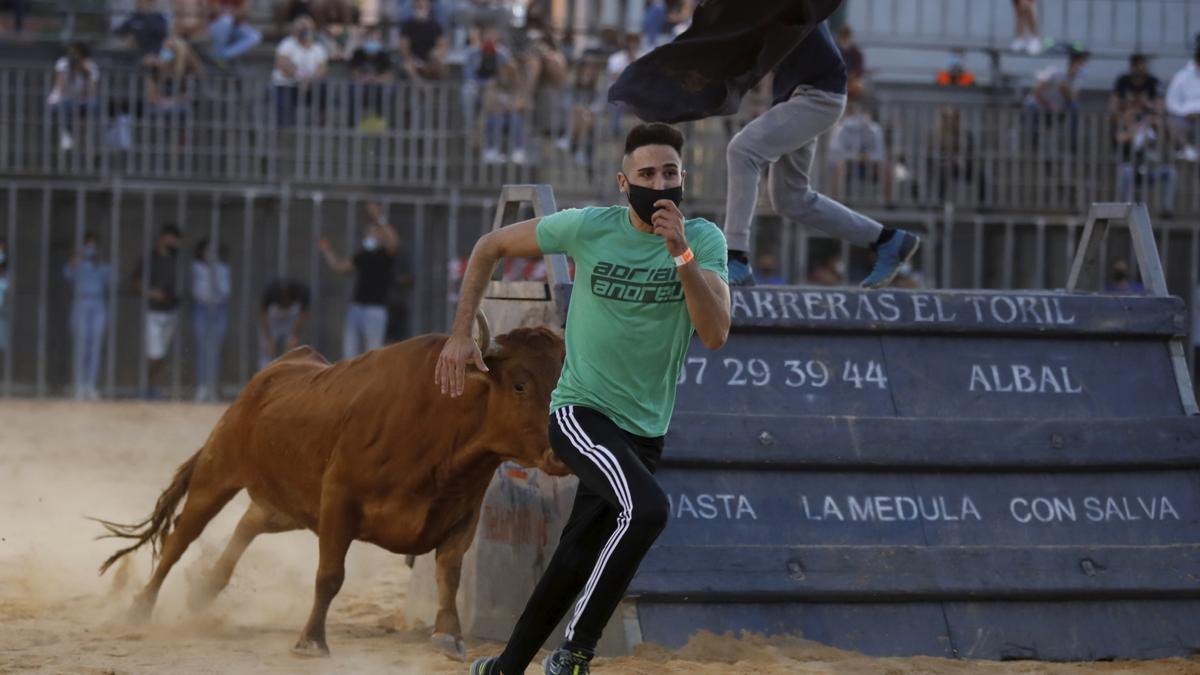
[625,183,683,227]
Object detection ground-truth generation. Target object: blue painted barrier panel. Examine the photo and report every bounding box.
[625,287,1200,660]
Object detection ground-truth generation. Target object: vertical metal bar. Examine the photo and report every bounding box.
[446,192,459,333]
[3,184,14,396]
[106,182,121,398]
[1002,218,1015,289]
[37,188,50,398]
[71,187,85,391]
[414,202,427,334]
[239,191,254,384]
[1034,217,1047,290]
[972,217,984,289]
[278,184,291,276]
[139,191,152,395]
[310,193,324,353]
[172,191,185,400]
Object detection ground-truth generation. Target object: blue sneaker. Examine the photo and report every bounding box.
[861,230,920,289]
[728,257,757,286]
[469,656,499,674]
[543,647,592,675]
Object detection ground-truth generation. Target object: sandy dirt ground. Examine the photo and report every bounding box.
[0,401,1197,675]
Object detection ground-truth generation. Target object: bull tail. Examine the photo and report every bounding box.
[92,449,201,575]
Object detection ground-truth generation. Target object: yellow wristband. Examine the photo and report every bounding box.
[673,247,694,267]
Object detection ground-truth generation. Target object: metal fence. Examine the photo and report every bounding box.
[2,177,1198,401]
[846,0,1200,56]
[4,62,1200,217]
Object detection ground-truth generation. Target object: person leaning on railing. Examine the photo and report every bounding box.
[46,41,99,152]
[145,34,204,116]
[272,15,329,127]
[1165,34,1200,163]
[114,0,169,69]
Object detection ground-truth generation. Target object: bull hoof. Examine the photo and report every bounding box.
[291,638,330,658]
[125,596,153,624]
[431,632,466,661]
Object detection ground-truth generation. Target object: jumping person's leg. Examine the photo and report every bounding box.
[488,406,668,674]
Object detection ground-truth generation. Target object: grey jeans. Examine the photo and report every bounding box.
[724,86,884,253]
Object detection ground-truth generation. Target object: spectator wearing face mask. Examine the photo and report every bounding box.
[399,0,447,80]
[319,201,399,358]
[131,223,182,400]
[350,24,396,126]
[190,237,231,402]
[65,231,113,400]
[272,15,329,127]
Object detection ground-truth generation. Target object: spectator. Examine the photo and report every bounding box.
[827,101,889,202]
[258,278,311,368]
[146,34,204,115]
[512,17,568,102]
[173,0,208,39]
[1112,53,1161,116]
[929,105,984,203]
[274,0,315,38]
[472,29,529,164]
[115,0,170,67]
[130,224,181,400]
[835,25,864,91]
[462,24,508,132]
[399,0,448,80]
[319,201,399,358]
[0,238,8,358]
[557,52,606,166]
[643,0,667,49]
[349,24,396,126]
[46,42,100,152]
[664,0,693,38]
[807,250,846,286]
[1115,104,1176,216]
[1011,0,1041,55]
[1165,36,1200,162]
[1105,259,1145,294]
[755,253,786,285]
[316,0,359,61]
[936,48,976,87]
[190,237,231,402]
[272,16,329,127]
[65,232,112,401]
[8,0,30,34]
[207,0,263,65]
[1025,49,1090,116]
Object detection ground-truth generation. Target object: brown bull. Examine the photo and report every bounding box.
[95,316,569,659]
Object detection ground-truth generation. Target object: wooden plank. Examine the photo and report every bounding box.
[663,415,1200,468]
[631,544,1200,598]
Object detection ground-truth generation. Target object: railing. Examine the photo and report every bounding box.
[4,62,1200,218]
[846,0,1200,56]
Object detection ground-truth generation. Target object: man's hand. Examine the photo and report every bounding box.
[651,199,688,257]
[435,333,488,398]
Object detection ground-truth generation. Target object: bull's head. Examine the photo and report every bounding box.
[471,316,571,477]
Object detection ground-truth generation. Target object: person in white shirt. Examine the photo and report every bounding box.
[190,238,232,402]
[273,16,329,127]
[46,41,100,152]
[1165,36,1200,162]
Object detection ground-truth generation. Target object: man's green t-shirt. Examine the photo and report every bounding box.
[536,205,729,438]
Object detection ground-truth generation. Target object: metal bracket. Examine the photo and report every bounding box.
[1066,202,1197,415]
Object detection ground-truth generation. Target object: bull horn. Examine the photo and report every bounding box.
[474,310,492,356]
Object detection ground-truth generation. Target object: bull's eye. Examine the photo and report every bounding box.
[515,382,526,393]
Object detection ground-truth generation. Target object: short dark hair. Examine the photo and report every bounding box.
[1130,52,1147,66]
[1068,48,1091,64]
[160,223,181,237]
[83,230,98,244]
[624,123,684,158]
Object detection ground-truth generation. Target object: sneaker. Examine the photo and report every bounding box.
[543,648,591,675]
[556,136,571,151]
[482,148,506,164]
[728,257,757,287]
[194,386,209,403]
[861,229,921,289]
[1010,36,1027,52]
[1024,36,1043,55]
[469,656,499,674]
[511,148,528,165]
[59,131,74,151]
[1177,145,1199,163]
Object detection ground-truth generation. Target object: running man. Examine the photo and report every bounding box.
[724,20,920,288]
[436,123,731,675]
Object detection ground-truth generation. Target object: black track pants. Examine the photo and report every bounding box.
[496,405,668,674]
